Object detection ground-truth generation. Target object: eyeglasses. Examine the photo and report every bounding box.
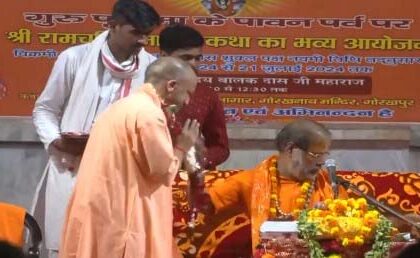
[305,150,330,159]
[294,144,330,159]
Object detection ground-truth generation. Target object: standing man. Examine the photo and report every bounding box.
[59,57,200,258]
[32,1,160,257]
[159,24,229,170]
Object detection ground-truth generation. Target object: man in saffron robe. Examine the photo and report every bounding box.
[59,57,200,258]
[193,119,347,252]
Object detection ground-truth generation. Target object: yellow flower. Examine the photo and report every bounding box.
[329,226,339,236]
[308,210,316,217]
[348,198,357,209]
[327,203,336,212]
[269,207,277,215]
[342,237,349,247]
[314,209,323,217]
[361,226,371,236]
[301,181,311,192]
[338,217,363,235]
[351,209,362,218]
[363,210,379,227]
[356,198,367,206]
[365,210,379,219]
[325,214,335,221]
[354,235,364,245]
[327,255,342,258]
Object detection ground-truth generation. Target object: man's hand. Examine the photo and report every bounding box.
[388,212,420,239]
[51,137,87,156]
[175,119,200,153]
[405,213,420,239]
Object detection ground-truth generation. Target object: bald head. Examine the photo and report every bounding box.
[145,56,198,109]
[145,56,196,85]
[275,119,331,152]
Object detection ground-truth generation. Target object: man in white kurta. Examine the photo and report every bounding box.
[32,1,160,256]
[59,57,199,258]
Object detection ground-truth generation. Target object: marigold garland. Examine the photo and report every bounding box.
[268,158,314,220]
[298,198,394,258]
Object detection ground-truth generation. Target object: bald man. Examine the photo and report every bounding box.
[59,57,200,258]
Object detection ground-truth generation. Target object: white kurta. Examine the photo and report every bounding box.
[32,32,156,250]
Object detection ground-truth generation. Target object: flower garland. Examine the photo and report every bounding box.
[268,158,314,220]
[298,198,393,258]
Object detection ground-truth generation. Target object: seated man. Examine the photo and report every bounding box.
[191,119,347,253]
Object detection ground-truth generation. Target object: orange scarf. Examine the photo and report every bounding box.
[0,202,26,247]
[249,155,338,251]
[250,155,277,251]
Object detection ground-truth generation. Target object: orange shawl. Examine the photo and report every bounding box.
[250,155,346,251]
[0,202,26,247]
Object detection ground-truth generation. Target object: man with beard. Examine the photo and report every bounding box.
[59,57,200,258]
[32,1,160,257]
[190,119,347,253]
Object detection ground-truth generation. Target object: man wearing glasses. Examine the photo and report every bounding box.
[188,119,347,254]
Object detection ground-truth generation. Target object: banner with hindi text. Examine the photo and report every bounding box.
[1,0,419,123]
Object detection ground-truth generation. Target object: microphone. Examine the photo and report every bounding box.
[325,159,338,199]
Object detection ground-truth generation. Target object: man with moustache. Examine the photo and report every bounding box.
[59,57,200,258]
[190,119,348,253]
[32,1,160,257]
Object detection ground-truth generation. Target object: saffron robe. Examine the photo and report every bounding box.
[59,84,180,258]
[208,155,348,251]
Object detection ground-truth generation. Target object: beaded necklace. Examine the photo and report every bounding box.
[268,157,315,220]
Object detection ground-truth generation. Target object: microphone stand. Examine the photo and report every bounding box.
[331,181,339,200]
[187,168,203,231]
[185,146,205,235]
[338,178,420,230]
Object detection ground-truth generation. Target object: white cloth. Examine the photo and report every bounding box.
[32,30,156,250]
[184,146,200,172]
[95,42,140,115]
